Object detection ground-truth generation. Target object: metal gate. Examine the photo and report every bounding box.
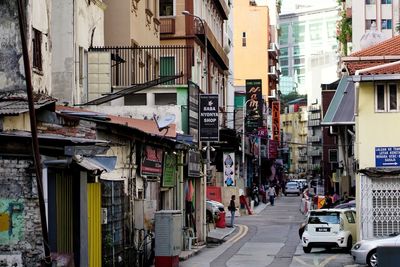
[360,174,400,239]
[102,180,126,267]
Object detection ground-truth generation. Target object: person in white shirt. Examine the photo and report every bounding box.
[268,185,276,206]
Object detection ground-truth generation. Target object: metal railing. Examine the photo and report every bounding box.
[90,45,193,87]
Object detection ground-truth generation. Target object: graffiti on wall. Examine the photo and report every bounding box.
[0,199,24,244]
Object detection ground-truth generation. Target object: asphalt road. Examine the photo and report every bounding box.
[181,195,365,267]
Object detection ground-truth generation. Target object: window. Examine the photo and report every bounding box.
[365,0,376,4]
[382,19,392,30]
[294,57,305,65]
[366,20,375,30]
[280,59,288,66]
[279,24,289,45]
[345,211,355,224]
[329,149,338,163]
[160,0,173,16]
[242,32,246,47]
[292,23,305,43]
[389,84,397,111]
[382,0,391,4]
[375,84,399,112]
[280,47,288,57]
[32,28,42,71]
[281,67,288,76]
[309,23,323,41]
[293,46,303,56]
[155,93,176,105]
[124,93,147,105]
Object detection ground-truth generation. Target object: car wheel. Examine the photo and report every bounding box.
[346,236,352,252]
[303,246,311,253]
[367,249,378,267]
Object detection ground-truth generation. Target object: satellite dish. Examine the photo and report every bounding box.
[153,113,176,132]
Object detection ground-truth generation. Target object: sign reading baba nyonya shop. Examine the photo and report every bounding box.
[199,94,219,142]
[141,145,163,176]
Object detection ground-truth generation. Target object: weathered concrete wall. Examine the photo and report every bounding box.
[0,2,25,93]
[0,158,44,267]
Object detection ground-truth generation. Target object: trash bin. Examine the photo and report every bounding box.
[215,211,226,228]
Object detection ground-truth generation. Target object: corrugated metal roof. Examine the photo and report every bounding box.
[322,76,355,125]
[0,131,109,144]
[0,93,56,115]
[73,155,116,172]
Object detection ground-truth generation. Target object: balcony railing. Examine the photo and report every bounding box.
[90,45,193,87]
[160,18,175,34]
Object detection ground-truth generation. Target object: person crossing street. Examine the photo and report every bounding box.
[268,185,276,206]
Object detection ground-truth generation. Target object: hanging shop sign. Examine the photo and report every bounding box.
[272,101,281,142]
[141,145,163,177]
[245,79,263,134]
[223,152,235,186]
[269,140,278,159]
[199,94,219,142]
[162,153,177,187]
[188,150,201,177]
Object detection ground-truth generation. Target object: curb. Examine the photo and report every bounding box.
[179,245,206,261]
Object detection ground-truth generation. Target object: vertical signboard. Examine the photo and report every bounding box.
[162,153,176,187]
[223,152,235,186]
[245,79,263,134]
[188,150,201,177]
[188,81,200,144]
[141,145,163,177]
[199,94,219,142]
[272,101,281,142]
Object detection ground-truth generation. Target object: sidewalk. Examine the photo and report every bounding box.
[179,201,271,261]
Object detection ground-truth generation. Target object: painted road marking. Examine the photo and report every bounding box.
[227,224,248,243]
[294,254,338,267]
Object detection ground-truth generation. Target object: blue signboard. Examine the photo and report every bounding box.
[375,147,400,167]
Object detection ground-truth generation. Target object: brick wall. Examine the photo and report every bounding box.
[0,158,44,267]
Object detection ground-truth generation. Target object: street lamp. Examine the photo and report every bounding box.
[182,10,209,243]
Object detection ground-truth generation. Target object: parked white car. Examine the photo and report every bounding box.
[301,209,356,253]
[351,233,400,267]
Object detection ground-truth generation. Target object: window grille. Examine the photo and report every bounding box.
[33,28,42,71]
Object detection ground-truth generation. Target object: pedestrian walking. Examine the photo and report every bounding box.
[268,185,276,206]
[228,195,236,227]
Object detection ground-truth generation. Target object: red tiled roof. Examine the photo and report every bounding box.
[346,61,400,75]
[350,35,400,57]
[56,106,176,138]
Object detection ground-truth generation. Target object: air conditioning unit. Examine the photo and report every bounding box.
[269,89,276,99]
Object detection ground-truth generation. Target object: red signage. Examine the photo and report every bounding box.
[258,127,268,137]
[141,145,163,176]
[206,186,222,203]
[272,101,281,142]
[269,140,278,159]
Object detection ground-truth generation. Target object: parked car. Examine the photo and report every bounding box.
[206,200,224,222]
[351,233,400,267]
[334,200,356,209]
[301,208,356,253]
[285,181,300,196]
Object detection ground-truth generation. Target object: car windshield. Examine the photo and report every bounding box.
[287,183,297,187]
[308,212,340,224]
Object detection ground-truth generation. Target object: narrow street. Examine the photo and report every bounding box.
[181,196,361,267]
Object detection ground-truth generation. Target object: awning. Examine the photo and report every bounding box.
[321,75,355,126]
[73,155,117,172]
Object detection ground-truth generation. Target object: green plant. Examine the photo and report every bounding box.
[337,10,352,56]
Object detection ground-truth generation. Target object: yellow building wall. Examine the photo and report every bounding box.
[3,114,31,131]
[357,82,400,169]
[104,0,160,46]
[233,3,269,96]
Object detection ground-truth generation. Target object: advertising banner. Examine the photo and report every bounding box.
[162,153,176,187]
[245,79,263,134]
[141,145,163,177]
[199,94,219,142]
[223,152,235,186]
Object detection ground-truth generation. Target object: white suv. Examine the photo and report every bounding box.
[301,209,356,253]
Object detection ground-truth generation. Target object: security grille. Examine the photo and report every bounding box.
[360,175,400,239]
